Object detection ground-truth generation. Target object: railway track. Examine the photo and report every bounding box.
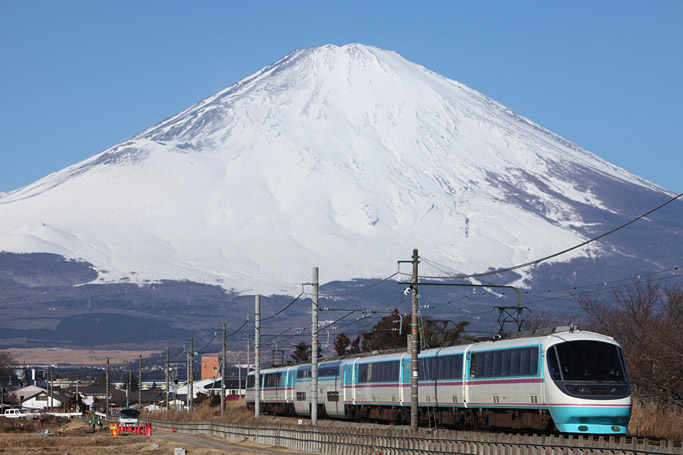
[146,418,683,455]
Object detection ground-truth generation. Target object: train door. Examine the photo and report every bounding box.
[343,363,354,403]
[400,353,410,404]
[463,347,471,407]
[286,367,295,402]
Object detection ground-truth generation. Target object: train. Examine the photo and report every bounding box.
[246,327,631,434]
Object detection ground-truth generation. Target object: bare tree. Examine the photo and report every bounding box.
[421,319,469,348]
[0,351,15,381]
[576,280,683,407]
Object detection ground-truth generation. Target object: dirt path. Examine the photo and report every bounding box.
[155,431,323,455]
[0,419,322,455]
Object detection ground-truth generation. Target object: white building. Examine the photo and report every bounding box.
[21,391,61,410]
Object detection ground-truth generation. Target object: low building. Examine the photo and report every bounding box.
[13,385,46,403]
[201,356,220,380]
[21,391,61,410]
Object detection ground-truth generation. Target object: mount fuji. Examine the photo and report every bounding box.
[0,44,681,347]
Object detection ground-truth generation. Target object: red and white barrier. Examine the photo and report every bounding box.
[114,423,152,436]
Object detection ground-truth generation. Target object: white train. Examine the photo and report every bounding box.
[246,327,631,434]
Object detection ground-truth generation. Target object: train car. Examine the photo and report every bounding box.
[292,359,344,417]
[342,351,410,422]
[246,327,631,434]
[246,365,296,415]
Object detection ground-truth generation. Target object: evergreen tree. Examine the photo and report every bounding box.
[290,342,312,363]
[333,333,351,356]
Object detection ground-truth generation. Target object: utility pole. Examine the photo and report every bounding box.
[126,371,131,409]
[410,248,419,431]
[165,348,170,411]
[49,366,53,412]
[311,266,319,426]
[106,358,110,417]
[186,350,190,410]
[189,338,194,412]
[255,295,261,419]
[221,323,226,416]
[139,355,142,409]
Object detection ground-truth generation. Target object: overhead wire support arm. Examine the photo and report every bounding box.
[398,282,523,308]
[398,281,528,335]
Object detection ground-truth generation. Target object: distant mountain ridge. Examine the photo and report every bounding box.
[0,43,680,302]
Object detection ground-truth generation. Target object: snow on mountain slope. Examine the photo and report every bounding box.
[0,44,669,294]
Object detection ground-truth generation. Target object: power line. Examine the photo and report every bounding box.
[523,266,681,295]
[261,291,304,321]
[319,272,399,297]
[523,271,683,306]
[414,266,682,310]
[406,192,683,281]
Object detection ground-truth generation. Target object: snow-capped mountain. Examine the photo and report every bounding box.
[0,44,679,295]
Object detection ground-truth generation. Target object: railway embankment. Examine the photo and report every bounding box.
[145,418,683,455]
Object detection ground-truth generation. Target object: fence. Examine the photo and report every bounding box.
[145,419,682,455]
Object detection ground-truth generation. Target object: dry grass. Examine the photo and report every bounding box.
[628,400,683,442]
[152,399,683,442]
[149,399,275,425]
[0,413,273,455]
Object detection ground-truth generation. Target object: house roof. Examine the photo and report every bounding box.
[13,385,47,396]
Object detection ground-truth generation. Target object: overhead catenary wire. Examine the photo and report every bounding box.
[522,266,681,295]
[523,270,683,306]
[261,291,305,321]
[319,272,399,297]
[415,266,682,311]
[404,192,683,281]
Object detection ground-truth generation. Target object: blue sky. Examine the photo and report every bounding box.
[1,1,681,193]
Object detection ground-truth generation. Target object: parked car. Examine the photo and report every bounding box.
[2,408,39,419]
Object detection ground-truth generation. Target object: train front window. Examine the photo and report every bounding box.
[553,341,626,382]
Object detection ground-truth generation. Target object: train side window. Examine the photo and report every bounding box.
[419,357,433,380]
[297,367,311,379]
[510,349,520,375]
[471,348,538,378]
[501,350,511,376]
[375,362,384,381]
[520,348,530,375]
[438,356,449,379]
[483,352,492,377]
[358,364,368,383]
[492,351,502,377]
[381,361,399,382]
[264,373,281,388]
[319,365,339,377]
[529,347,539,375]
[453,354,463,378]
[470,354,477,378]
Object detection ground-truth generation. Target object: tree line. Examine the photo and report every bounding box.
[576,280,682,408]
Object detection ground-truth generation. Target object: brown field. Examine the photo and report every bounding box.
[0,414,317,455]
[7,348,159,366]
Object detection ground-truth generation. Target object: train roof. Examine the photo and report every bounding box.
[247,327,620,374]
[421,326,618,356]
